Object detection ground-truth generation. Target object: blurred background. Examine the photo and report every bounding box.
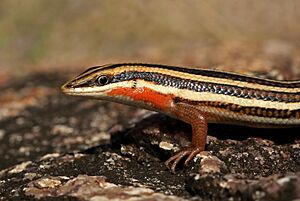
[1,0,300,75]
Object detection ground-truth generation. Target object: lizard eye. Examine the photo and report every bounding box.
[97,75,110,86]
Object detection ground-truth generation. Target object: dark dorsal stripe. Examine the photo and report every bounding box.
[78,66,103,76]
[102,63,300,88]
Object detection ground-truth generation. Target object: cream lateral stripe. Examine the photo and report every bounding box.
[98,66,300,93]
[69,80,300,111]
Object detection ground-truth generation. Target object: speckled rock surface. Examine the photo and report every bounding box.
[0,59,300,200]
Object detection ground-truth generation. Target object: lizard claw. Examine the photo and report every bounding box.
[165,147,202,173]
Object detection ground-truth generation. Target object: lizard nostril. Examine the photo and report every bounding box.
[67,82,78,88]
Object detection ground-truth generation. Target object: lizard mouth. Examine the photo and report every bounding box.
[60,81,109,97]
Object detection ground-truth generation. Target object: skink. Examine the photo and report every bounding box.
[61,63,300,172]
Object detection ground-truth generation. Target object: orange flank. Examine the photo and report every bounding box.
[107,87,174,110]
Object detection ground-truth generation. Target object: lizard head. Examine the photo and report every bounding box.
[61,63,174,110]
[61,64,117,98]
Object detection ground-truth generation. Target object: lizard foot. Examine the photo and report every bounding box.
[165,147,202,173]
